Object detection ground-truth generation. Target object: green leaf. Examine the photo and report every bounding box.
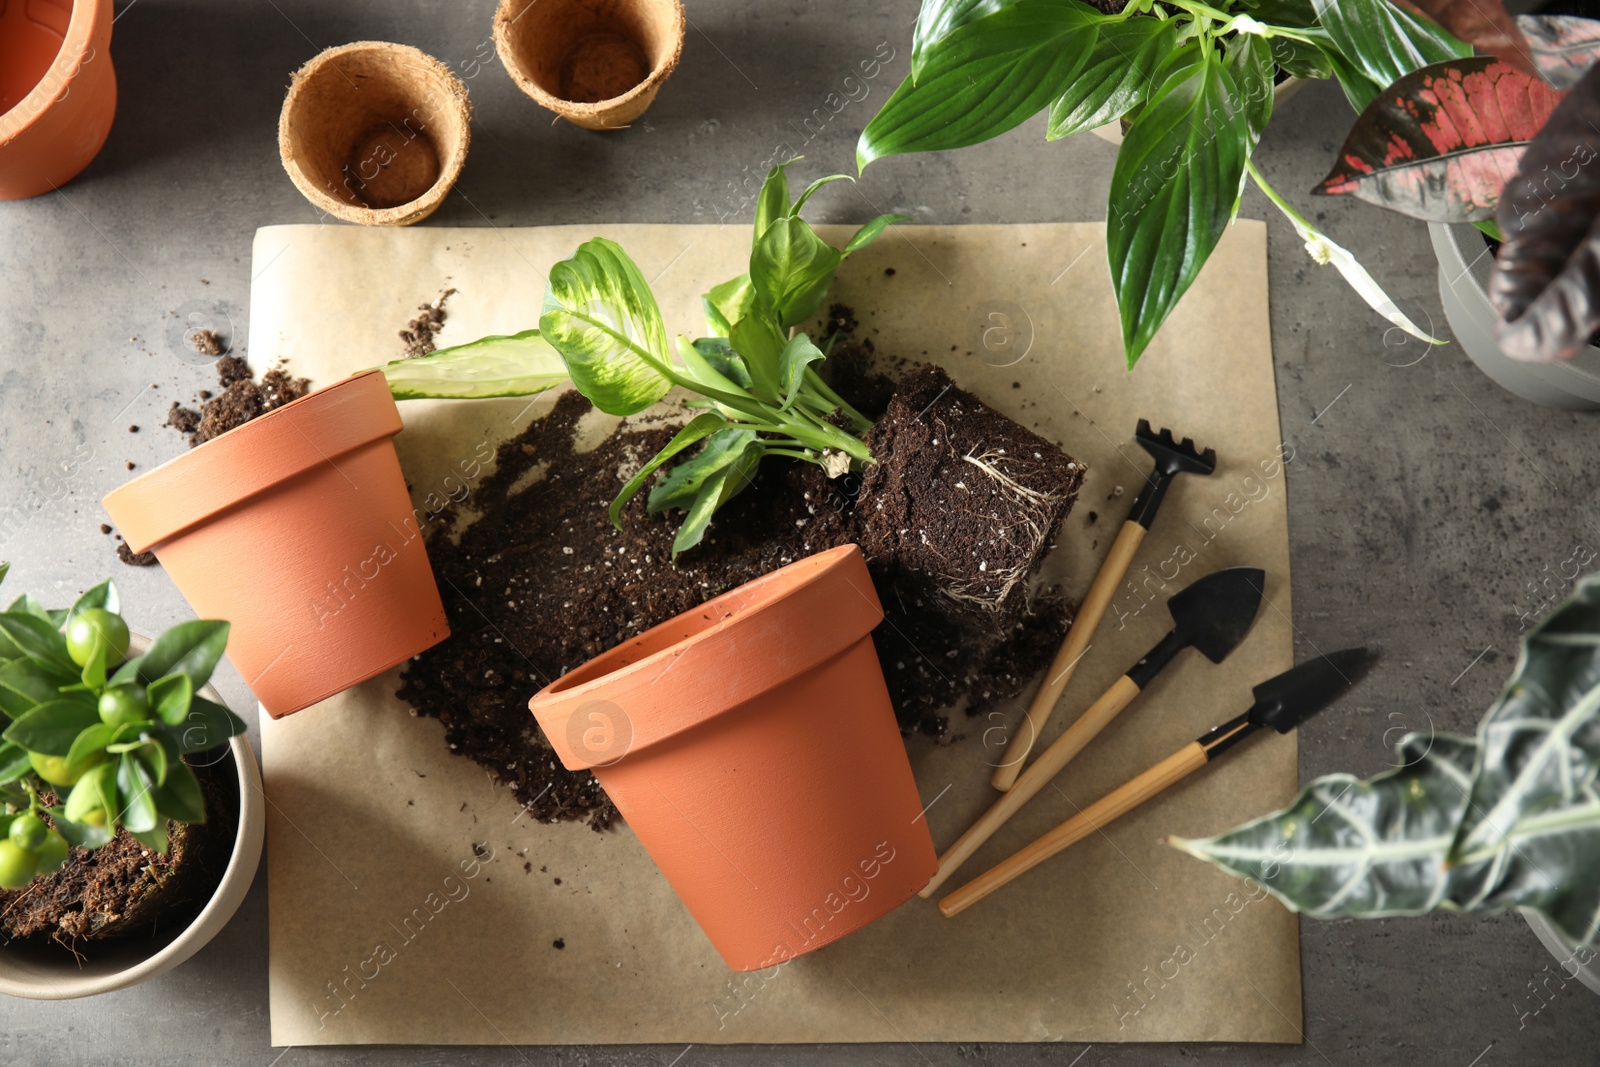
[608,412,731,529]
[0,612,75,674]
[793,173,851,216]
[703,275,755,337]
[132,825,170,853]
[859,0,1104,168]
[0,658,75,717]
[729,313,789,400]
[844,214,911,254]
[170,696,246,755]
[1107,47,1251,367]
[682,338,754,392]
[753,162,794,239]
[779,334,826,410]
[79,640,108,692]
[648,428,762,516]
[68,580,119,623]
[1227,33,1276,149]
[109,654,144,687]
[7,594,63,629]
[137,620,229,691]
[136,737,169,789]
[117,753,158,834]
[49,806,111,850]
[749,217,844,331]
[151,762,205,826]
[541,238,675,417]
[912,0,1025,79]
[379,330,570,400]
[1047,15,1179,140]
[668,440,765,559]
[4,700,103,757]
[64,761,116,825]
[0,742,32,784]
[67,722,125,771]
[1269,35,1333,80]
[1312,0,1470,110]
[148,672,194,727]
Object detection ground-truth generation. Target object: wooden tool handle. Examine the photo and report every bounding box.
[991,520,1146,791]
[940,741,1208,917]
[920,674,1142,898]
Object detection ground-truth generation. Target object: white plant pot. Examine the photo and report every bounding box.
[0,636,264,1000]
[1525,912,1600,997]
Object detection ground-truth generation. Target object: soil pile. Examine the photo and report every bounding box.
[164,355,311,448]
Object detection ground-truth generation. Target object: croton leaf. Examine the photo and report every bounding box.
[1313,57,1565,223]
[1393,0,1537,76]
[1313,0,1472,110]
[379,330,569,400]
[540,238,674,417]
[1517,14,1600,91]
[1107,46,1251,367]
[1046,14,1179,141]
[1488,62,1600,363]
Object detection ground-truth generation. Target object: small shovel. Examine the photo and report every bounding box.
[993,420,1216,790]
[920,566,1265,899]
[939,647,1374,916]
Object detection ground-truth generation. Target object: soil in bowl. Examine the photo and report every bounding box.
[397,322,1085,830]
[0,757,238,954]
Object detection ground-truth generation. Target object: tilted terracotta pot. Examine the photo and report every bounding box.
[0,0,117,200]
[102,370,448,718]
[528,544,937,971]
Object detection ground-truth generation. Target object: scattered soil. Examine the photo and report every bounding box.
[164,355,311,449]
[188,328,224,356]
[115,541,158,567]
[399,288,458,358]
[0,760,237,952]
[397,334,1084,829]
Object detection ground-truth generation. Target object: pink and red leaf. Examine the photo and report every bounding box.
[1517,14,1600,91]
[1395,0,1538,76]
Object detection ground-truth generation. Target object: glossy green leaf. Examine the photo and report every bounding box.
[79,640,107,692]
[64,761,116,825]
[750,217,845,331]
[67,722,125,771]
[171,696,246,754]
[1107,49,1251,367]
[540,238,675,416]
[1312,0,1471,110]
[844,214,911,254]
[0,612,74,674]
[379,330,569,400]
[7,594,63,629]
[1270,35,1333,80]
[149,672,193,726]
[49,805,111,850]
[683,338,754,392]
[117,753,158,834]
[151,762,204,825]
[0,742,31,784]
[648,428,762,517]
[68,580,119,624]
[779,334,826,410]
[729,312,789,400]
[1047,15,1179,140]
[136,740,169,789]
[4,700,103,757]
[0,657,72,717]
[753,162,793,239]
[859,1,1105,168]
[608,413,731,529]
[1228,33,1277,149]
[136,620,229,691]
[912,0,1017,78]
[703,275,755,336]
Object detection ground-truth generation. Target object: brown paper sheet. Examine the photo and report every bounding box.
[250,221,1301,1046]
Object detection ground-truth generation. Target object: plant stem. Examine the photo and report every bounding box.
[1246,159,1314,232]
[801,367,873,434]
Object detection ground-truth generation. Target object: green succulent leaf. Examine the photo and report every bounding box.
[844,214,911,255]
[779,334,827,410]
[0,611,75,675]
[1107,45,1250,367]
[5,700,103,757]
[608,412,732,530]
[859,0,1104,168]
[0,742,32,784]
[1311,0,1471,111]
[540,238,675,416]
[1047,14,1179,141]
[148,672,194,727]
[750,216,845,331]
[379,330,570,400]
[136,620,230,691]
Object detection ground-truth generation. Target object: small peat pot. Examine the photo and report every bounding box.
[102,370,449,718]
[0,0,117,200]
[278,41,471,226]
[1430,221,1600,410]
[528,544,937,971]
[493,0,686,130]
[0,639,264,1000]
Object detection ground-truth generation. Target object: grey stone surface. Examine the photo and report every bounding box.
[0,0,1597,1063]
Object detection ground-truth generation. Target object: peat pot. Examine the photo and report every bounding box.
[528,544,938,971]
[102,370,449,718]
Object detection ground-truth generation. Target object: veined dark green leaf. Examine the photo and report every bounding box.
[379,330,569,400]
[137,620,229,691]
[844,213,912,254]
[1312,0,1471,110]
[1047,15,1178,141]
[778,335,826,410]
[749,216,845,331]
[1107,49,1251,367]
[0,611,74,675]
[609,412,731,529]
[859,1,1105,168]
[912,0,1019,78]
[541,238,674,417]
[4,699,102,757]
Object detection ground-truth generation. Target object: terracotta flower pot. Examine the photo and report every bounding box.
[528,544,937,971]
[494,0,686,130]
[0,0,117,200]
[102,370,449,718]
[278,41,471,226]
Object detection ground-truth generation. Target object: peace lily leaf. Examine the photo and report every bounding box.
[1228,33,1277,150]
[137,620,229,691]
[750,216,845,331]
[844,214,911,255]
[540,238,674,416]
[4,699,102,757]
[1313,0,1471,110]
[0,611,75,674]
[149,672,194,726]
[912,0,1017,78]
[703,275,755,337]
[151,762,205,825]
[1108,48,1250,367]
[753,162,792,239]
[379,330,569,400]
[1518,14,1600,90]
[684,337,754,392]
[648,428,762,516]
[858,1,1105,168]
[69,580,119,623]
[1047,15,1178,141]
[1270,35,1334,80]
[117,753,159,834]
[0,742,30,784]
[1394,0,1536,76]
[1312,58,1564,223]
[608,412,731,529]
[730,307,790,399]
[779,334,826,410]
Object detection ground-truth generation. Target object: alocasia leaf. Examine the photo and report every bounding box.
[1517,14,1600,91]
[858,1,1105,168]
[1312,57,1565,223]
[1489,63,1600,363]
[1107,47,1251,367]
[1046,14,1178,141]
[379,330,569,400]
[540,237,675,416]
[1312,0,1472,110]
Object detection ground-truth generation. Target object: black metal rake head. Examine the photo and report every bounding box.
[1135,418,1217,478]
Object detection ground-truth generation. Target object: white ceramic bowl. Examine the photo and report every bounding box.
[0,636,264,999]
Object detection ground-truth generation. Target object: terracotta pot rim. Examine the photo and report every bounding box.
[529,544,883,768]
[492,0,686,125]
[102,369,399,553]
[277,41,472,226]
[0,0,103,143]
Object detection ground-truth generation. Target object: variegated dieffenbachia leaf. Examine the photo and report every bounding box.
[378,330,570,400]
[1174,574,1600,946]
